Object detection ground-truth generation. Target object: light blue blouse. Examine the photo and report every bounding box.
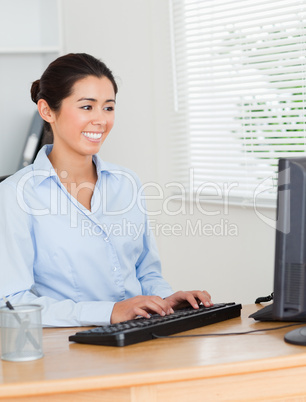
[0,145,173,326]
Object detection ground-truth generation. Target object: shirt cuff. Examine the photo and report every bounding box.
[75,301,116,326]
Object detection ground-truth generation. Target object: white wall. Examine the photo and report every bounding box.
[0,0,60,176]
[61,0,159,182]
[60,0,275,304]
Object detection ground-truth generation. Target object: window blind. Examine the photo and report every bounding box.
[170,0,306,206]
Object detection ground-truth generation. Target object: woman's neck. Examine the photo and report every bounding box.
[48,145,98,211]
[48,146,97,185]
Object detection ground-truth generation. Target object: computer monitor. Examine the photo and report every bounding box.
[273,157,306,319]
[273,156,306,345]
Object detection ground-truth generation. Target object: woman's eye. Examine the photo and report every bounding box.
[81,105,92,110]
[104,106,114,112]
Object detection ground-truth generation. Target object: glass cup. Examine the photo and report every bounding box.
[0,304,43,362]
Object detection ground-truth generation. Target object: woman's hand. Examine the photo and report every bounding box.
[165,290,213,311]
[111,295,174,324]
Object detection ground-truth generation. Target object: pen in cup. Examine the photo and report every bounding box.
[2,296,41,351]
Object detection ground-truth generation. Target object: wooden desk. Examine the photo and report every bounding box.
[1,304,306,401]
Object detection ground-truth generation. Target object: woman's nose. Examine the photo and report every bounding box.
[91,110,106,126]
[91,119,106,127]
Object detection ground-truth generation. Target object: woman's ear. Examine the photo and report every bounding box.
[37,99,55,123]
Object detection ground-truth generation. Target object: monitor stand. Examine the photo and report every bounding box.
[284,326,306,346]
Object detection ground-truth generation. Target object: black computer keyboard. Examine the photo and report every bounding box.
[69,302,242,347]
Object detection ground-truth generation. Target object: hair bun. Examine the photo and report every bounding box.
[30,80,41,104]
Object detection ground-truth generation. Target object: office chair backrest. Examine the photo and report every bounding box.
[0,175,9,183]
[0,111,52,183]
[18,111,47,170]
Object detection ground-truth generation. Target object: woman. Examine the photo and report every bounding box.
[0,53,212,326]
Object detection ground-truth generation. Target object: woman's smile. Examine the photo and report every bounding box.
[82,131,104,142]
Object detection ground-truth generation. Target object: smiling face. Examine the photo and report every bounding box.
[41,75,116,159]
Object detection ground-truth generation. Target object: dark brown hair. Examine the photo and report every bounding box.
[31,53,118,133]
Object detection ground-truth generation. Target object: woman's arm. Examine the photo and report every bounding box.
[0,179,115,327]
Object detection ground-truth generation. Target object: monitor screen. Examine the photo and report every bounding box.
[273,156,306,321]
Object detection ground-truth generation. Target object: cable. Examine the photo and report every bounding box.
[152,323,305,339]
[255,292,274,304]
